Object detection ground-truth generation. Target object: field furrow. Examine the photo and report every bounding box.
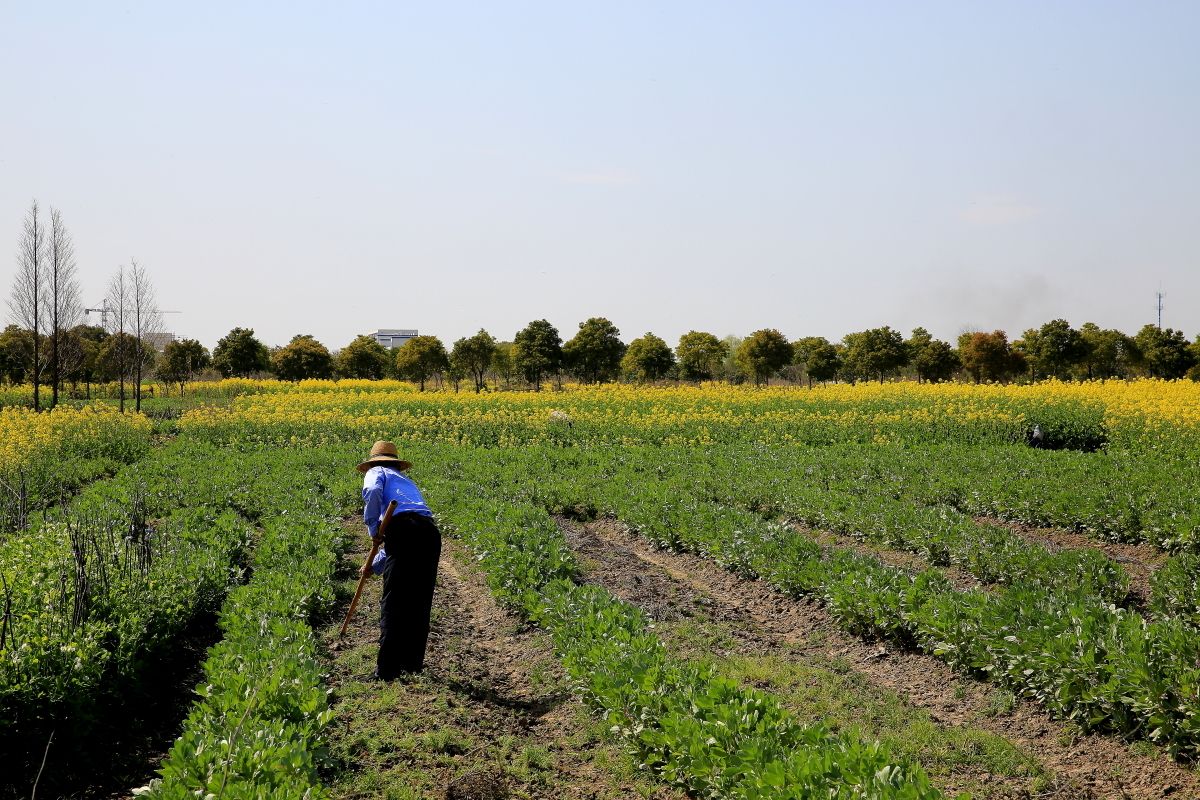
[561,515,1200,800]
[322,531,685,799]
[558,516,1051,799]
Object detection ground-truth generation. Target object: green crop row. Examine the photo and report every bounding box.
[416,460,953,800]
[760,442,1200,552]
[684,450,1132,605]
[0,506,250,731]
[0,455,137,534]
[0,444,262,789]
[0,440,355,792]
[667,443,1198,624]
[1150,553,1200,629]
[464,445,1132,608]
[570,469,1200,759]
[138,494,341,799]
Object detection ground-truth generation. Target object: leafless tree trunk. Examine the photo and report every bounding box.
[106,267,131,412]
[45,209,81,408]
[9,200,46,410]
[129,261,161,413]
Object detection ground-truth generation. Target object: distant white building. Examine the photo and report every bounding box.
[369,329,418,349]
[146,332,177,353]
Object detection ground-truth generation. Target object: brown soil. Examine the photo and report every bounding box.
[973,517,1167,608]
[559,516,1200,800]
[322,528,686,800]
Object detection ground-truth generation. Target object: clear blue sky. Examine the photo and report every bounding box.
[3,1,1197,350]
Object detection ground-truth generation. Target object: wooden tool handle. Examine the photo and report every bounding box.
[339,499,398,637]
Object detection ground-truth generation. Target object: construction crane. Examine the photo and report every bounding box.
[84,300,181,329]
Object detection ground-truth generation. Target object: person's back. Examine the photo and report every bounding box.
[362,464,433,523]
[357,441,441,679]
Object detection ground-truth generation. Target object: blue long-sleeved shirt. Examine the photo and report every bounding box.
[362,465,433,539]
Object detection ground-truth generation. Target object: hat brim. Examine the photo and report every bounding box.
[356,456,413,473]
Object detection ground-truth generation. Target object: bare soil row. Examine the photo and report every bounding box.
[319,529,684,800]
[559,516,1200,800]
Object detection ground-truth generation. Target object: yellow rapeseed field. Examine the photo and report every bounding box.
[0,405,152,477]
[177,378,1200,449]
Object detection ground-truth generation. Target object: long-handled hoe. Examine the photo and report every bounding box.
[338,499,397,639]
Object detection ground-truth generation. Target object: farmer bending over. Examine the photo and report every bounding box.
[358,440,441,679]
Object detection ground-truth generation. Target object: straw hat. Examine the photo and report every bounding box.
[356,440,412,473]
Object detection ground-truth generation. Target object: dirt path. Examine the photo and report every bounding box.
[321,528,685,800]
[560,516,1200,800]
[973,517,1166,608]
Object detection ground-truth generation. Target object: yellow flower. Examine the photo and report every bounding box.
[176,377,1200,449]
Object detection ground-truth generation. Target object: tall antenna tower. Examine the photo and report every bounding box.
[1156,289,1164,330]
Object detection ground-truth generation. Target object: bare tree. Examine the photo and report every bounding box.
[45,208,81,407]
[8,200,47,410]
[105,266,131,411]
[129,260,161,412]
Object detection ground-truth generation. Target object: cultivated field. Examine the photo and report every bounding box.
[2,379,1199,799]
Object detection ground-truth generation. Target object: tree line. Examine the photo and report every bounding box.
[10,316,1190,397]
[5,200,165,411]
[9,201,1200,398]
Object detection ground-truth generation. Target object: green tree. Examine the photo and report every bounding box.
[621,332,675,382]
[792,335,830,386]
[842,326,908,383]
[97,333,155,385]
[720,335,744,383]
[904,328,932,380]
[735,329,792,386]
[0,335,20,385]
[563,317,626,384]
[905,328,960,383]
[451,329,499,393]
[395,335,449,391]
[1018,319,1089,380]
[491,341,516,388]
[337,334,393,380]
[157,338,211,393]
[1190,336,1200,381]
[272,335,333,381]
[957,330,1022,383]
[0,325,32,385]
[212,327,271,378]
[914,339,960,383]
[62,324,107,397]
[1134,325,1196,379]
[445,360,465,392]
[512,320,563,391]
[792,336,841,387]
[811,342,843,385]
[1079,323,1138,379]
[905,327,933,353]
[675,331,728,382]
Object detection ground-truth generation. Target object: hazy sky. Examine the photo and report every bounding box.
[3,1,1197,350]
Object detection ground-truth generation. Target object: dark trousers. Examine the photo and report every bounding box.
[378,512,441,677]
